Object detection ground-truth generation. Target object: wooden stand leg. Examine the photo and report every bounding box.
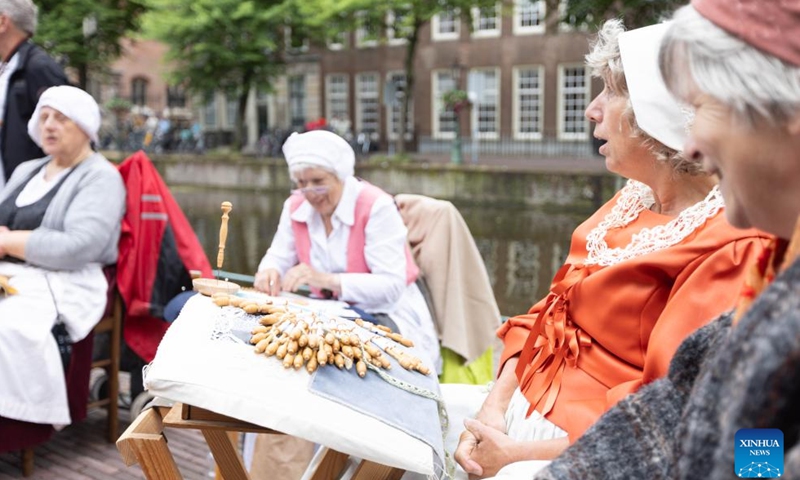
[21,448,34,477]
[307,447,350,480]
[351,460,404,480]
[116,407,182,480]
[203,430,250,480]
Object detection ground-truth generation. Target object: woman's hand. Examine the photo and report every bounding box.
[455,428,484,478]
[0,226,9,258]
[282,263,340,294]
[254,268,281,296]
[457,419,517,478]
[458,417,570,479]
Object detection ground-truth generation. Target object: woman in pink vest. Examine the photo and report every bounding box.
[254,130,441,371]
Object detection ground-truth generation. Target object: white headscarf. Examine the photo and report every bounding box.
[619,22,692,151]
[283,130,355,180]
[27,85,101,146]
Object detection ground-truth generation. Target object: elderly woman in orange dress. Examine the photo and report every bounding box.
[449,19,770,479]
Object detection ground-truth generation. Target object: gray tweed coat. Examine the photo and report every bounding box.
[535,256,800,479]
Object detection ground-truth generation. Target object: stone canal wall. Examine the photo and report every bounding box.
[132,154,617,209]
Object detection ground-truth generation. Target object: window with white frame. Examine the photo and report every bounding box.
[356,73,380,136]
[203,93,216,128]
[558,65,589,140]
[514,0,546,34]
[326,74,349,121]
[472,4,501,38]
[388,9,410,45]
[513,66,544,139]
[226,94,238,129]
[469,68,499,139]
[387,72,413,140]
[356,12,380,47]
[432,8,459,41]
[432,70,457,139]
[289,75,306,129]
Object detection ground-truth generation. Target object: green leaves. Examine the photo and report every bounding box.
[36,0,148,86]
[561,0,685,29]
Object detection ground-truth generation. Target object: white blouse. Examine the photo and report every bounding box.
[258,176,408,312]
[257,176,442,370]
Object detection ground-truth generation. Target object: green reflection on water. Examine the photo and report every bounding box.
[173,189,587,316]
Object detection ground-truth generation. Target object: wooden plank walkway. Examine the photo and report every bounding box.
[0,405,213,479]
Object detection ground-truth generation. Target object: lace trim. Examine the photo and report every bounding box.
[584,180,724,266]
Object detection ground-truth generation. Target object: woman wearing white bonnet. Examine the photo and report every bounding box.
[255,129,440,370]
[448,19,768,480]
[0,85,125,426]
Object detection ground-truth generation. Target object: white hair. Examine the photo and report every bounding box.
[288,162,338,183]
[586,19,700,175]
[0,0,37,36]
[661,5,800,126]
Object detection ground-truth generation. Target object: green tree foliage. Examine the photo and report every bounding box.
[36,0,148,89]
[147,0,293,150]
[303,0,497,154]
[561,0,685,29]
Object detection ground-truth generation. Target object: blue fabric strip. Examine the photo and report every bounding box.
[308,339,445,478]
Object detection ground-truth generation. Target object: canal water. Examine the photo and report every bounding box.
[174,189,589,316]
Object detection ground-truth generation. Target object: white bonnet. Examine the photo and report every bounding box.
[619,22,691,151]
[28,85,101,146]
[283,130,355,180]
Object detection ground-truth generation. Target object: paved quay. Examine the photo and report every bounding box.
[0,373,213,480]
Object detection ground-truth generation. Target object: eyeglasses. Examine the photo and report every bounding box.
[291,185,330,196]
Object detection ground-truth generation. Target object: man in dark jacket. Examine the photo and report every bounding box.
[0,0,68,189]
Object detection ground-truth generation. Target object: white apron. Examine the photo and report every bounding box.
[0,261,107,426]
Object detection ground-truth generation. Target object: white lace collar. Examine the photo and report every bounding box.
[584,180,724,266]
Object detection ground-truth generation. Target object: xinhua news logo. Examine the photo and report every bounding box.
[735,428,783,478]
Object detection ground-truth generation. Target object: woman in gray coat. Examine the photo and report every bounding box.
[0,85,125,427]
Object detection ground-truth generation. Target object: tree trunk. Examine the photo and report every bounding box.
[77,63,88,91]
[235,73,253,151]
[396,19,421,155]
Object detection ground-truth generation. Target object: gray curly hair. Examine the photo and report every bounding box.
[586,19,702,175]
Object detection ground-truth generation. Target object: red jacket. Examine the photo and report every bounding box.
[117,151,212,362]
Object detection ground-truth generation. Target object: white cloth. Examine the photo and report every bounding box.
[15,165,74,207]
[258,176,441,370]
[434,385,567,480]
[0,261,107,425]
[144,294,437,476]
[0,53,20,191]
[619,22,692,151]
[27,85,101,146]
[283,130,355,180]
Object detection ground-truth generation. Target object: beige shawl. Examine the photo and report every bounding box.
[396,194,500,363]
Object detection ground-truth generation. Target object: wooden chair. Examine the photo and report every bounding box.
[87,292,123,443]
[2,268,123,476]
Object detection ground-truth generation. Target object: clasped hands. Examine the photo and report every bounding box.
[254,263,340,297]
[454,406,516,479]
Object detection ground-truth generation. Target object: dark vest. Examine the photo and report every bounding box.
[0,166,74,261]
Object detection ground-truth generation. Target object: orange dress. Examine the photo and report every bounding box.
[498,186,770,442]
